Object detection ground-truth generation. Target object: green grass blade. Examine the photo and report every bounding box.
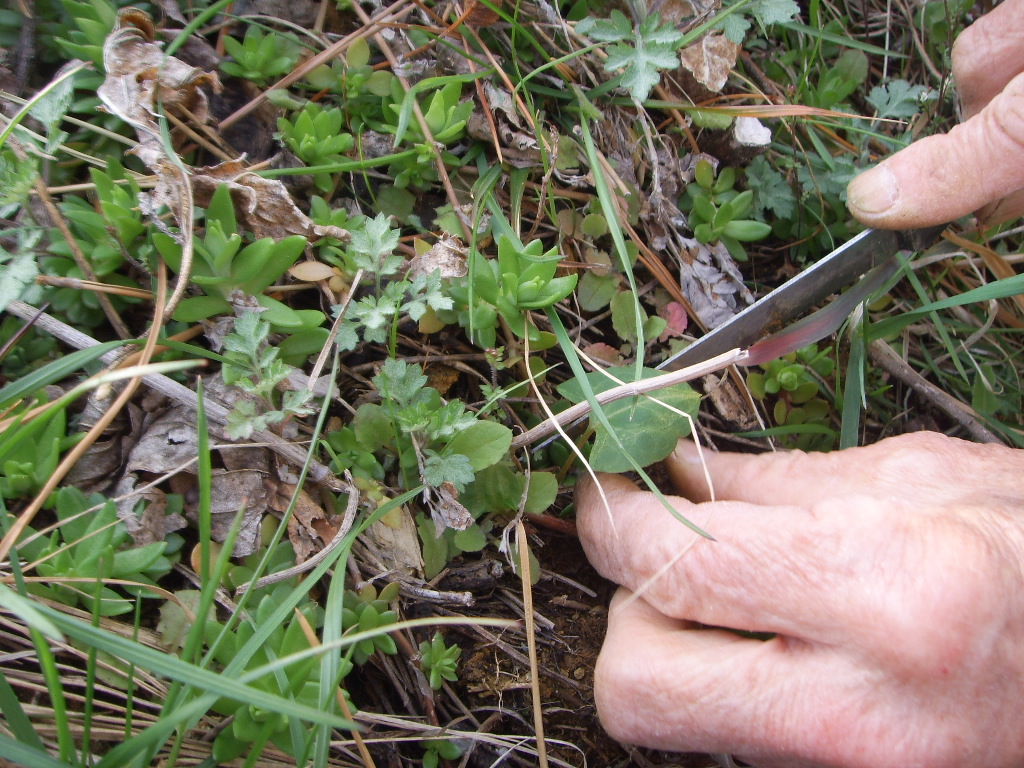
[0,668,45,752]
[0,732,72,768]
[0,339,127,408]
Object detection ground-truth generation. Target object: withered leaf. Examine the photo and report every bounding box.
[679,33,740,94]
[409,234,467,279]
[431,482,473,534]
[680,238,754,329]
[364,505,424,575]
[190,160,350,242]
[285,487,333,564]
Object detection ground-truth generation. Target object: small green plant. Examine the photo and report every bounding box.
[277,102,355,192]
[0,407,77,502]
[39,191,142,328]
[418,631,461,690]
[0,316,59,379]
[205,588,335,762]
[680,159,772,261]
[421,738,462,768]
[221,26,301,86]
[329,213,455,349]
[303,37,395,130]
[340,581,401,665]
[383,80,473,189]
[220,311,316,440]
[155,184,320,330]
[15,486,182,616]
[747,343,836,449]
[449,233,577,350]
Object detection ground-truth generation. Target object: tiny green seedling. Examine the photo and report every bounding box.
[418,631,461,690]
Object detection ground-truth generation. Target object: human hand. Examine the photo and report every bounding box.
[576,432,1024,768]
[848,0,1024,228]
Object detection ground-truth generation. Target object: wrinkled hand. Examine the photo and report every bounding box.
[577,432,1024,768]
[848,0,1024,227]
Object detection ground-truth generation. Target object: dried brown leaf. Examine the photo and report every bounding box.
[679,32,739,94]
[190,160,350,242]
[409,234,468,279]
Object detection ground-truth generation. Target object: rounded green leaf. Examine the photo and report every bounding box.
[444,421,512,470]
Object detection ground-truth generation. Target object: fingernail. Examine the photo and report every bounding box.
[672,439,703,464]
[848,164,899,215]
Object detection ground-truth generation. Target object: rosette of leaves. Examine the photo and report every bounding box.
[340,582,401,665]
[15,486,181,617]
[680,159,772,261]
[221,26,301,86]
[39,190,142,328]
[0,404,76,502]
[383,79,473,189]
[206,589,337,762]
[303,37,395,130]
[418,631,461,690]
[450,233,577,350]
[155,184,321,332]
[276,102,355,192]
[747,343,836,450]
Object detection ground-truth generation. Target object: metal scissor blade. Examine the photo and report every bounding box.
[658,224,947,371]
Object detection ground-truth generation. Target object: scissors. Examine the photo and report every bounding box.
[657,223,949,371]
[512,224,949,449]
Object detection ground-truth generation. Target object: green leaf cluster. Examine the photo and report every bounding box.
[0,404,76,502]
[680,159,771,261]
[451,233,577,350]
[383,80,473,189]
[418,631,461,690]
[15,487,182,617]
[747,343,836,449]
[221,27,301,86]
[205,590,334,761]
[576,11,686,102]
[716,0,800,43]
[158,185,321,331]
[277,103,356,192]
[339,581,401,665]
[39,184,143,328]
[422,738,462,768]
[221,311,315,440]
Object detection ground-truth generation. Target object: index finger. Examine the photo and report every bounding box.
[666,432,1017,508]
[575,472,909,649]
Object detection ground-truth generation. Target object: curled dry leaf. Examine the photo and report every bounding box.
[409,234,468,279]
[679,238,754,329]
[431,482,473,534]
[679,32,740,94]
[190,160,350,242]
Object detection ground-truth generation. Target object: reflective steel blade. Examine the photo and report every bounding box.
[658,225,947,371]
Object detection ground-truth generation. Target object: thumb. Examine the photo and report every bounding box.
[847,71,1024,228]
